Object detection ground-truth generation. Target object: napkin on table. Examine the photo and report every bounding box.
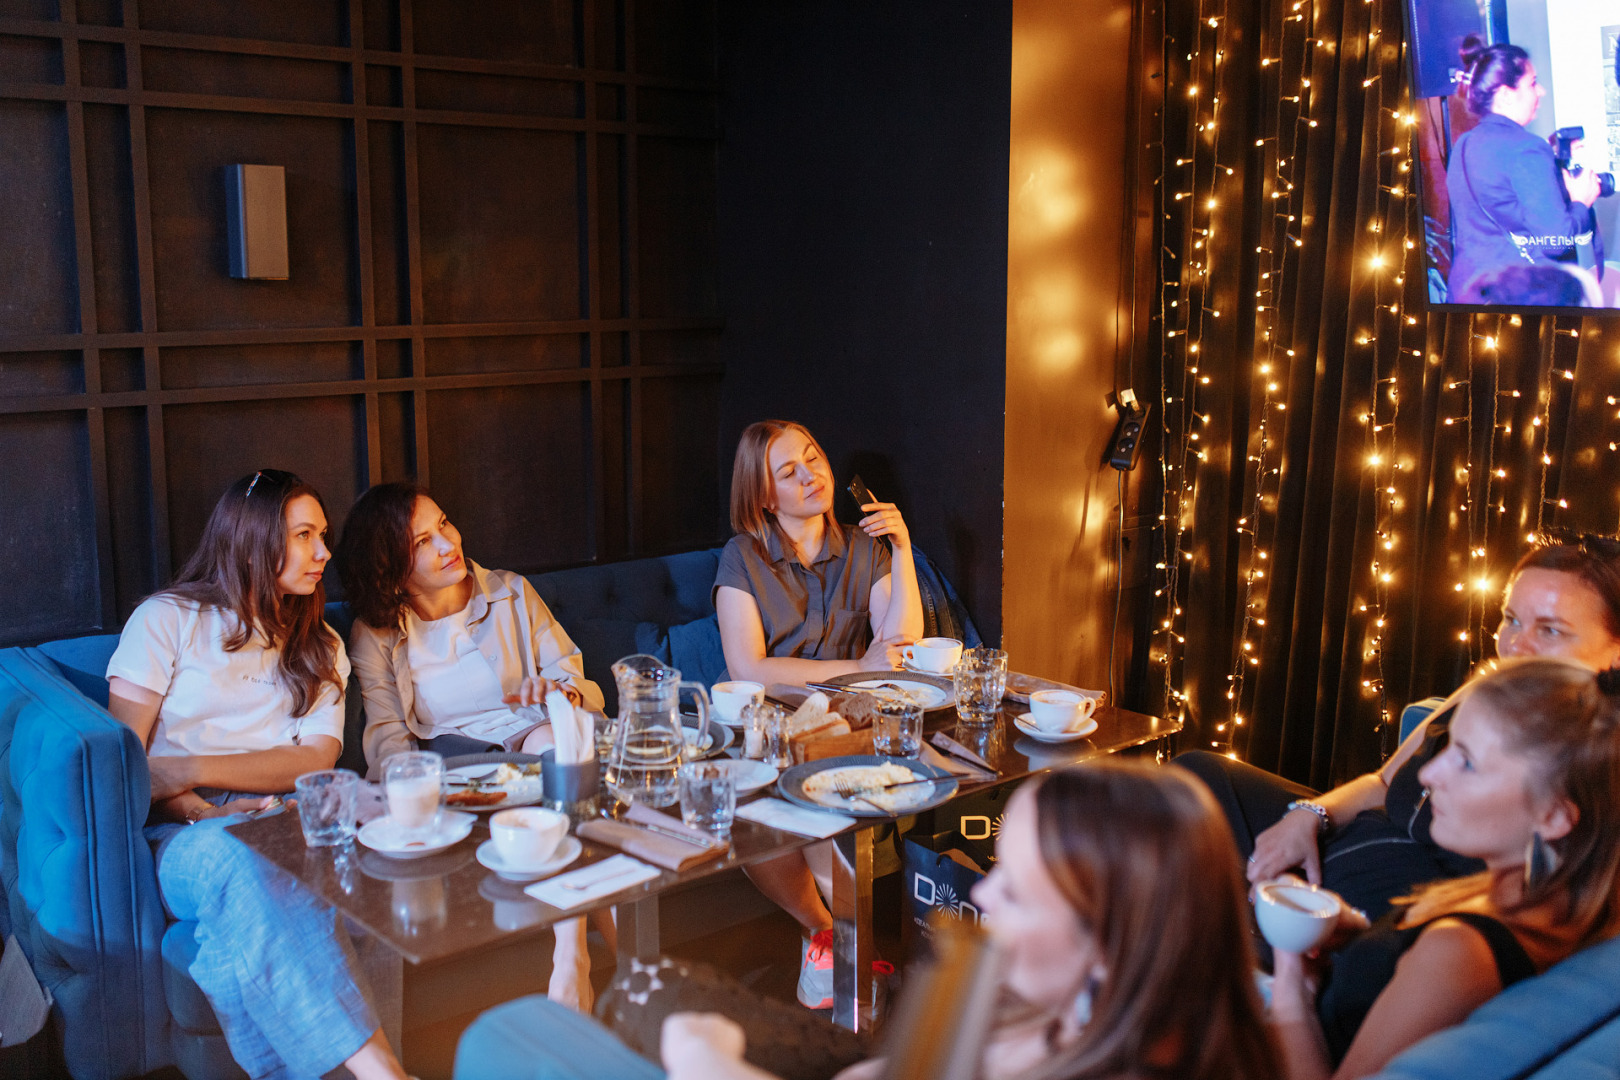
[920,740,996,784]
[734,798,855,838]
[577,807,726,872]
[525,854,661,910]
[546,688,592,765]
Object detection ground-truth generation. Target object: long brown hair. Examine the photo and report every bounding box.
[160,469,343,718]
[1407,657,1620,947]
[728,420,839,547]
[1019,761,1278,1080]
[334,480,430,632]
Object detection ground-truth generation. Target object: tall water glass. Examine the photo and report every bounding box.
[679,762,737,837]
[383,751,443,838]
[954,647,1009,724]
[873,699,924,757]
[294,769,359,847]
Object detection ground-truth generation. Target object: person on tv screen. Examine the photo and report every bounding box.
[1446,44,1603,304]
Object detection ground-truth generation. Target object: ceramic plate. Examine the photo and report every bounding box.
[357,809,476,858]
[681,719,735,760]
[820,670,956,711]
[709,758,779,796]
[777,754,958,819]
[1011,714,1099,743]
[476,835,584,881]
[443,761,546,812]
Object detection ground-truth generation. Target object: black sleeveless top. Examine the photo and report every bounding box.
[1317,907,1537,1063]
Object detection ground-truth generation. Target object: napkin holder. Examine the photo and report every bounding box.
[540,748,599,819]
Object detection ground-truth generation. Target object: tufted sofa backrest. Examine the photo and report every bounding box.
[0,648,171,1080]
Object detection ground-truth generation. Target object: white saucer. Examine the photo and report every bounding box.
[901,660,957,678]
[476,836,583,881]
[711,758,779,795]
[357,810,475,858]
[1012,715,1099,743]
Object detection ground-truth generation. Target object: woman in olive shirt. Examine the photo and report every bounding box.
[714,420,923,1007]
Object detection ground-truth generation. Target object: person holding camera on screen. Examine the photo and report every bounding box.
[1447,44,1604,304]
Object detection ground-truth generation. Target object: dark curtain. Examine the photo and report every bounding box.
[1142,0,1620,788]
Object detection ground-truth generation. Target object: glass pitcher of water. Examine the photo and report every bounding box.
[607,654,712,808]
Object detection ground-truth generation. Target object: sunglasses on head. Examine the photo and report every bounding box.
[1535,527,1620,561]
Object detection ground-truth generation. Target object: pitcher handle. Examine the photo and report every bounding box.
[679,682,712,732]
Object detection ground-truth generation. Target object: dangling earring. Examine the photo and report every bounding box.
[1525,831,1559,891]
[1070,969,1104,1028]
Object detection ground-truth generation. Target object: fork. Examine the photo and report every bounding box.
[559,863,649,891]
[831,775,948,801]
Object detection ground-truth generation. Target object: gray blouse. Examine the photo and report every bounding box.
[713,524,893,661]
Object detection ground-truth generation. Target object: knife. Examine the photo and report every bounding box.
[929,732,996,773]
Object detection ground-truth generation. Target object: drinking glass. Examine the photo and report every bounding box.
[679,762,737,836]
[383,751,444,837]
[954,647,1009,724]
[594,711,619,763]
[873,699,924,757]
[294,769,359,847]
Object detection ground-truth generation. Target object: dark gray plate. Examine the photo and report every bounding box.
[818,671,957,711]
[777,754,959,819]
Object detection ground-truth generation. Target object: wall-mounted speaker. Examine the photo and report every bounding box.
[225,164,289,280]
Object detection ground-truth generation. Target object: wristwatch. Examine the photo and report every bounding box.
[1286,799,1332,835]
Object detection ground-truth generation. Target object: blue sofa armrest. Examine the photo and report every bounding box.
[1369,933,1620,1080]
[0,647,173,1080]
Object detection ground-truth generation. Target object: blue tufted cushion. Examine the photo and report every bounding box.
[0,647,172,1079]
[531,550,723,715]
[34,634,120,710]
[1369,933,1620,1080]
[667,615,727,689]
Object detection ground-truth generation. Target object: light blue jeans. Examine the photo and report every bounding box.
[152,815,379,1080]
[455,995,665,1080]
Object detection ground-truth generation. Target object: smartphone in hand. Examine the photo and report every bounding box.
[848,474,877,510]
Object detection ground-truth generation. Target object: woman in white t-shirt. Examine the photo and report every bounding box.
[338,481,607,1010]
[106,469,408,1080]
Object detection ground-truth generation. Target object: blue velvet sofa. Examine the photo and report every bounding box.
[0,544,974,1079]
[0,549,729,1080]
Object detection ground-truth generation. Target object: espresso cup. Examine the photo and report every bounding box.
[901,637,964,674]
[1027,690,1100,733]
[1254,881,1342,954]
[490,807,568,870]
[710,680,765,723]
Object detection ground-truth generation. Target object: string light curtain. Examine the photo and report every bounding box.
[1147,0,1620,787]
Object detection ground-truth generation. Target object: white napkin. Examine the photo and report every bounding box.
[735,798,856,838]
[525,854,661,909]
[546,688,591,765]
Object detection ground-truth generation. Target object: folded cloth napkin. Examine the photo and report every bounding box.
[577,814,726,872]
[547,688,593,765]
[735,798,855,839]
[1003,673,1106,706]
[526,854,661,909]
[920,740,996,783]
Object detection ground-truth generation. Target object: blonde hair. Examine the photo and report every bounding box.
[1405,657,1620,948]
[728,420,839,547]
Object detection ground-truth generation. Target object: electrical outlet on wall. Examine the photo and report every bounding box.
[1108,389,1149,472]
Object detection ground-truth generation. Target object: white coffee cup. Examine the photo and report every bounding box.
[1254,881,1343,954]
[710,680,765,723]
[490,807,568,870]
[901,637,963,674]
[1027,690,1100,733]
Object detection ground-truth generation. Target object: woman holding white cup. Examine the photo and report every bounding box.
[1267,657,1620,1080]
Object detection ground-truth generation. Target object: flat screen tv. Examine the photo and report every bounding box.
[1406,0,1620,312]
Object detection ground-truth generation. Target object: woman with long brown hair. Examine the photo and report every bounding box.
[106,469,409,1080]
[1271,656,1620,1079]
[457,760,1280,1080]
